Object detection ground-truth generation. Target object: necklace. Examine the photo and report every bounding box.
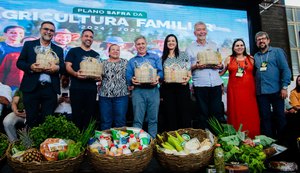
[235,56,248,69]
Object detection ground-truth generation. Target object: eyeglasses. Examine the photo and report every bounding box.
[42,28,55,33]
[256,37,268,42]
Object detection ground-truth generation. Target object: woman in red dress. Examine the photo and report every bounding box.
[220,39,260,138]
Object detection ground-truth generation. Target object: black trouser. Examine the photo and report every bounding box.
[70,88,97,130]
[193,85,225,129]
[23,83,57,128]
[160,83,191,131]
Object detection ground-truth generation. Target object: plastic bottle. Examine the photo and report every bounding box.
[139,130,150,147]
[122,145,132,155]
[110,143,117,154]
[214,144,225,173]
[134,145,143,152]
[99,136,109,149]
[129,134,137,145]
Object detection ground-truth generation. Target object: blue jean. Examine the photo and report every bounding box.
[257,93,286,139]
[99,95,128,130]
[131,87,160,138]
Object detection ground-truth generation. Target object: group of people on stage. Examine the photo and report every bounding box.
[0,20,296,144]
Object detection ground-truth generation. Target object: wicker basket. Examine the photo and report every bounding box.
[88,127,154,173]
[197,49,221,65]
[35,50,59,68]
[80,57,103,78]
[0,133,9,167]
[6,142,84,173]
[154,128,217,173]
[135,63,157,83]
[164,64,188,83]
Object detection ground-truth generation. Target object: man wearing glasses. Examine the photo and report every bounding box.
[17,21,64,128]
[254,31,291,140]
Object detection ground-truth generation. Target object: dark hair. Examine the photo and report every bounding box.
[3,25,24,33]
[108,44,119,53]
[161,34,179,64]
[295,75,300,92]
[81,29,94,36]
[230,38,249,57]
[40,21,55,29]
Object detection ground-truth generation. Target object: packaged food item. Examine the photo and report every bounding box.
[122,145,132,155]
[110,143,117,155]
[269,161,298,172]
[126,127,141,137]
[99,136,109,149]
[184,138,200,151]
[129,134,137,145]
[40,138,68,161]
[119,131,129,145]
[139,130,150,147]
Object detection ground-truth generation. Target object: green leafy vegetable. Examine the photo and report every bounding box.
[30,115,81,147]
[208,118,267,173]
[0,134,9,156]
[254,135,276,147]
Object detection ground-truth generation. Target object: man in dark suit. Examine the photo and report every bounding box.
[17,21,64,128]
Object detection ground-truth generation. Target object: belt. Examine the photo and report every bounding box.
[135,84,157,89]
[39,81,50,86]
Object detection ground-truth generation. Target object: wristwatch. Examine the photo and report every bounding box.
[282,86,288,90]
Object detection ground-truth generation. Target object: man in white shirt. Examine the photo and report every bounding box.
[186,21,225,129]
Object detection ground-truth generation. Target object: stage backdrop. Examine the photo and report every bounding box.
[0,0,249,89]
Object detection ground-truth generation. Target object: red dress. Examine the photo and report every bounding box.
[227,55,260,138]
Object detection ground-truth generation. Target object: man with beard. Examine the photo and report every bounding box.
[185,21,225,129]
[65,29,100,130]
[254,31,291,140]
[16,21,64,128]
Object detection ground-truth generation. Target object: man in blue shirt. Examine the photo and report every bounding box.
[186,21,225,129]
[0,25,24,65]
[254,31,291,139]
[126,35,163,138]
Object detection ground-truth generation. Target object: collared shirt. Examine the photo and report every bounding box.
[185,41,223,87]
[39,42,51,83]
[126,52,163,86]
[254,46,291,95]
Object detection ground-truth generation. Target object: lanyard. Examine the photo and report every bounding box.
[259,51,269,64]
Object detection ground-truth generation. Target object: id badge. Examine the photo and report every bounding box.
[236,67,244,77]
[260,61,268,71]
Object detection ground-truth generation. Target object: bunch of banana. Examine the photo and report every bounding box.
[156,131,186,152]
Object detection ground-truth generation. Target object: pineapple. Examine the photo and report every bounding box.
[18,128,43,162]
[22,148,43,162]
